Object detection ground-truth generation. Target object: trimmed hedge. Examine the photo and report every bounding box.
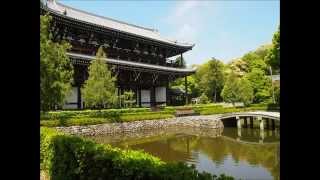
[120,113,174,122]
[41,127,234,180]
[41,108,175,121]
[41,103,278,127]
[40,117,111,127]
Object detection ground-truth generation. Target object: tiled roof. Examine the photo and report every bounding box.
[45,0,194,48]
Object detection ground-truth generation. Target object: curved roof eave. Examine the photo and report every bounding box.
[67,52,196,74]
[44,0,194,49]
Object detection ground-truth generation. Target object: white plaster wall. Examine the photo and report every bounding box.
[63,87,78,109]
[63,104,78,109]
[155,87,166,103]
[141,89,150,107]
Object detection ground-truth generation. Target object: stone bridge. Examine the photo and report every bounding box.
[217,111,280,130]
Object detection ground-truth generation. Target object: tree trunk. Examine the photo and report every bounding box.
[214,87,217,103]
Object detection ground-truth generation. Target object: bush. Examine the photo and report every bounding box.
[40,117,110,127]
[120,113,174,122]
[199,93,210,104]
[41,127,234,180]
[40,111,175,127]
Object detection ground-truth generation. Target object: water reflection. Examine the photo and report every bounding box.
[88,127,279,180]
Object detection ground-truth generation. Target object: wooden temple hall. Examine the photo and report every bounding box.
[41,0,196,109]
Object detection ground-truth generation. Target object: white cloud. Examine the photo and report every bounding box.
[161,1,216,65]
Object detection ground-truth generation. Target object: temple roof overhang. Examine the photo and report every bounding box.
[43,0,195,50]
[67,52,196,75]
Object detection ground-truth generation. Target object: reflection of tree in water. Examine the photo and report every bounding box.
[196,137,279,179]
[88,127,279,179]
[197,138,229,167]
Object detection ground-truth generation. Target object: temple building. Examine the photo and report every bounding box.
[40,0,196,109]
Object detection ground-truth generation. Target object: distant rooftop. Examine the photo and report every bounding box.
[44,0,194,48]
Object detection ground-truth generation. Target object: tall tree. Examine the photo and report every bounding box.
[244,68,272,103]
[265,26,280,72]
[242,52,268,73]
[82,47,117,109]
[221,71,240,105]
[238,77,254,106]
[197,59,225,102]
[40,15,73,111]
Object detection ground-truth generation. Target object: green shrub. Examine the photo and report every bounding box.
[40,112,175,127]
[120,113,174,122]
[199,93,210,104]
[41,127,234,180]
[40,117,110,127]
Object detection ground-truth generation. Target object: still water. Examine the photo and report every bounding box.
[89,127,280,180]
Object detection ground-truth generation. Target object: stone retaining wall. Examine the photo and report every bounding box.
[56,115,224,136]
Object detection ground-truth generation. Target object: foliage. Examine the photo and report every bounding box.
[174,56,186,68]
[196,59,225,102]
[265,26,280,72]
[221,72,240,105]
[227,58,248,77]
[193,104,278,115]
[254,44,273,60]
[41,127,234,180]
[123,90,135,108]
[40,117,109,127]
[238,78,254,106]
[40,113,174,127]
[40,108,176,126]
[199,93,210,104]
[170,75,200,98]
[273,82,280,105]
[242,52,268,73]
[82,47,117,109]
[40,15,73,111]
[120,113,174,122]
[244,68,272,103]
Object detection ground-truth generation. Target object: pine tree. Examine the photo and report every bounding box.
[40,15,73,111]
[82,47,117,109]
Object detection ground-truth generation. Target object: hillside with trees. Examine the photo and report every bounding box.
[170,26,280,106]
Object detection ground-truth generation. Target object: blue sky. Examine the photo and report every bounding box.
[60,0,279,66]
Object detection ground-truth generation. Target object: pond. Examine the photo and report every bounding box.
[88,126,280,180]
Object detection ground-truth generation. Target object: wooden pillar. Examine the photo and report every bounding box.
[138,88,142,107]
[166,80,169,106]
[185,75,188,105]
[77,86,82,109]
[150,86,156,107]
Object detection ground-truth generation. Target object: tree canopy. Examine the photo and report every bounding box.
[265,26,280,73]
[82,47,117,109]
[221,71,240,105]
[196,58,225,102]
[40,15,73,111]
[244,68,272,103]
